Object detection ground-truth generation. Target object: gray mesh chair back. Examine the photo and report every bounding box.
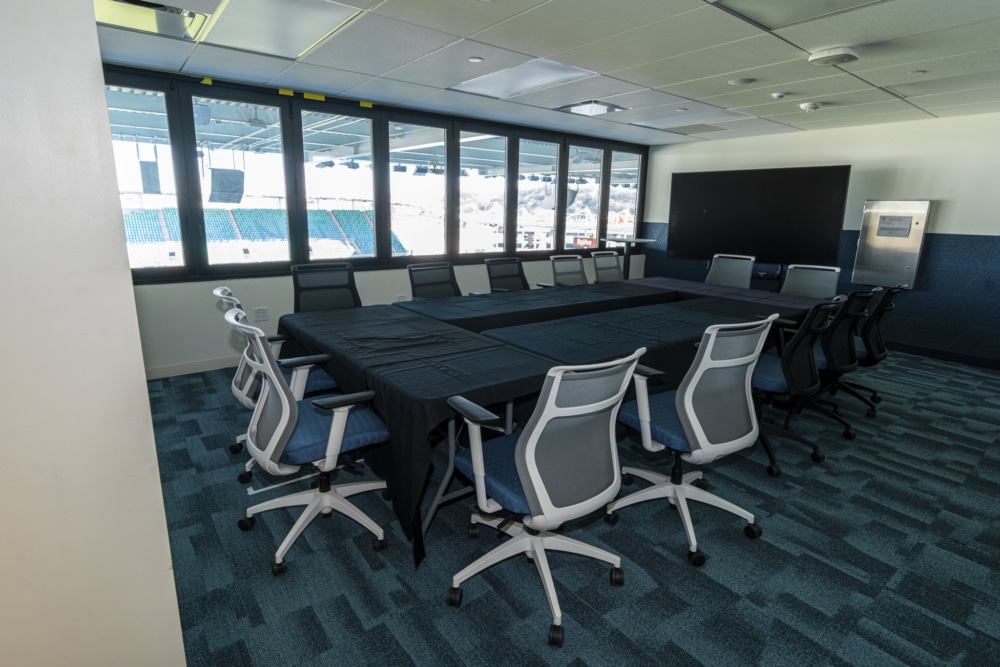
[484,257,530,292]
[516,349,644,528]
[592,251,623,283]
[550,255,588,287]
[780,264,841,298]
[291,262,362,312]
[408,262,462,299]
[705,254,755,289]
[214,286,260,409]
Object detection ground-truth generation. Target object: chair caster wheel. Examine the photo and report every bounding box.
[381,489,391,501]
[468,523,480,538]
[693,478,709,490]
[687,550,706,567]
[766,464,781,477]
[621,473,633,486]
[867,407,877,418]
[229,442,243,454]
[237,471,253,484]
[811,450,825,463]
[610,566,624,586]
[321,510,333,519]
[843,429,856,440]
[604,512,619,525]
[548,624,564,647]
[872,395,882,404]
[237,516,255,531]
[372,537,387,551]
[446,586,462,607]
[271,560,287,576]
[744,523,763,539]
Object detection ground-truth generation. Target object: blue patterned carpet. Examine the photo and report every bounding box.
[148,351,1000,666]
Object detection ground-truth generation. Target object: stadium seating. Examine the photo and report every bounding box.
[334,210,375,255]
[122,210,164,244]
[307,209,347,243]
[233,209,287,241]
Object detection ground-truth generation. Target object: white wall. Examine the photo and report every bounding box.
[136,255,642,378]
[0,1,186,664]
[645,112,1000,236]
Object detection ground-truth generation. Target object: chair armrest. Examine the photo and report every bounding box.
[491,287,511,293]
[278,353,331,369]
[535,282,556,288]
[266,333,290,343]
[312,390,376,410]
[447,395,503,430]
[634,363,664,378]
[468,291,489,296]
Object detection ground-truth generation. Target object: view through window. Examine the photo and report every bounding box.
[389,122,445,256]
[606,151,642,245]
[459,132,507,254]
[105,86,182,269]
[565,145,603,249]
[516,139,559,251]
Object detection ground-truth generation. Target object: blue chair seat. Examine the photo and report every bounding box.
[455,432,530,515]
[618,390,690,453]
[278,365,338,396]
[280,401,389,466]
[751,354,788,393]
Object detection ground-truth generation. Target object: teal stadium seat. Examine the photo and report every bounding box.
[123,210,164,244]
[307,210,347,243]
[333,210,375,255]
[204,209,238,241]
[234,209,287,241]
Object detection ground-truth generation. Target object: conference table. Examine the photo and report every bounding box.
[278,277,822,564]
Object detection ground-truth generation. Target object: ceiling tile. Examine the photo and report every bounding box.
[382,40,533,89]
[302,13,460,75]
[266,63,371,95]
[783,106,934,130]
[181,44,293,84]
[925,99,1000,117]
[716,0,884,30]
[889,70,1000,98]
[97,26,195,71]
[608,100,725,124]
[856,47,1000,88]
[552,5,760,73]
[839,19,1000,75]
[203,0,357,58]
[702,73,868,110]
[656,59,835,100]
[763,98,923,123]
[599,88,690,110]
[507,76,644,108]
[907,85,1000,109]
[339,78,441,105]
[408,90,505,116]
[687,124,801,140]
[634,108,751,129]
[472,0,704,58]
[614,35,805,89]
[372,0,548,36]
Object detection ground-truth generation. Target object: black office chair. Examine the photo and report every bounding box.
[484,257,530,292]
[408,262,462,299]
[751,301,842,476]
[839,284,907,414]
[592,250,623,283]
[548,255,588,286]
[291,262,362,312]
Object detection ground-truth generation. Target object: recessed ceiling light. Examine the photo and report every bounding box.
[468,56,484,63]
[676,108,688,112]
[728,78,757,86]
[452,58,593,98]
[908,70,928,75]
[554,100,629,117]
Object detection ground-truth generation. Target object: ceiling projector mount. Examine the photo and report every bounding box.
[808,47,859,66]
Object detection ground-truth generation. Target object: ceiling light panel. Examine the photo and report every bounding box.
[715,0,884,30]
[303,13,460,75]
[93,0,209,40]
[201,0,357,58]
[472,0,704,58]
[451,59,593,98]
[382,40,532,89]
[507,75,641,108]
[372,0,548,36]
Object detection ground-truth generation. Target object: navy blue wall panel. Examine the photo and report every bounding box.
[641,222,1000,367]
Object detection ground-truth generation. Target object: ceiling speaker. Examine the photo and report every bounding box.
[808,47,859,66]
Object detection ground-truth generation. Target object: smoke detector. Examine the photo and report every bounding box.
[800,102,822,113]
[808,47,859,66]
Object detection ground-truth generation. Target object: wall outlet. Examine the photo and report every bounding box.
[252,307,269,322]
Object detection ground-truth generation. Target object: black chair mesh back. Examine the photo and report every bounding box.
[592,252,623,283]
[821,290,880,374]
[857,285,905,364]
[292,262,362,312]
[485,257,529,292]
[408,263,461,299]
[551,256,587,286]
[781,302,842,397]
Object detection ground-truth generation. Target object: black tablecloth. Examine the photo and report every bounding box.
[278,306,553,564]
[394,281,677,332]
[631,276,824,313]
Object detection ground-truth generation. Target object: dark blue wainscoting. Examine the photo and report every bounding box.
[641,222,1000,367]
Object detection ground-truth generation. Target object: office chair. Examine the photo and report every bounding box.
[548,255,588,287]
[445,348,645,647]
[751,301,842,475]
[408,262,462,299]
[291,262,362,312]
[705,254,755,289]
[227,308,389,575]
[592,250,623,282]
[608,316,777,566]
[780,264,841,298]
[840,284,907,414]
[484,257,530,292]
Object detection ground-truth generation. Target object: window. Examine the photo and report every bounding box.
[105,86,182,269]
[459,132,507,254]
[564,145,603,249]
[607,151,642,243]
[389,122,446,257]
[301,110,375,259]
[192,97,288,265]
[516,139,559,251]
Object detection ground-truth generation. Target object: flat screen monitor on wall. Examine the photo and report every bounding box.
[667,165,852,266]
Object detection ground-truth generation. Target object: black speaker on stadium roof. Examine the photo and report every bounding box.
[140,160,161,194]
[209,168,244,204]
